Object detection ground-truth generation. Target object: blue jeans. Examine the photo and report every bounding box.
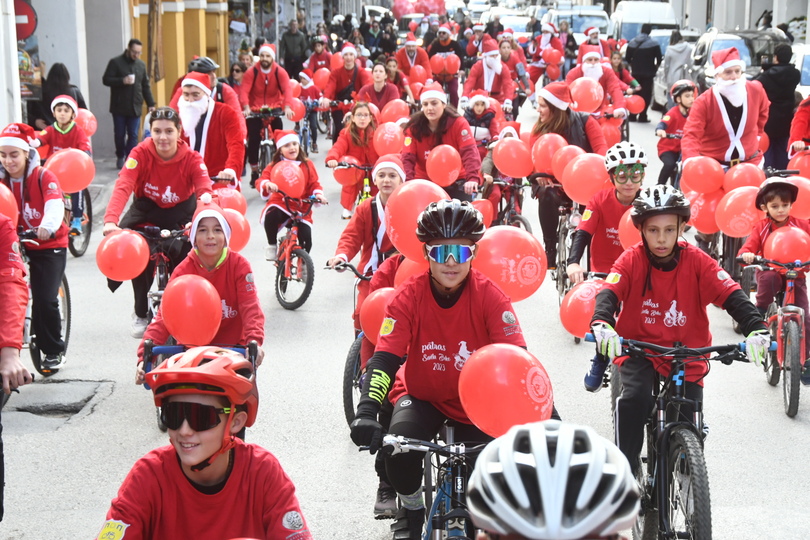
[112,114,141,159]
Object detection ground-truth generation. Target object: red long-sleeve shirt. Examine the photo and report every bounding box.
[257,160,324,225]
[657,105,687,155]
[402,115,483,186]
[239,61,293,109]
[323,64,373,101]
[325,126,379,166]
[739,217,810,276]
[36,123,91,158]
[356,82,401,111]
[0,213,27,350]
[304,50,332,71]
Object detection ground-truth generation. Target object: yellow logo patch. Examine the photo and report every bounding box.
[125,158,138,169]
[380,318,396,336]
[404,137,412,146]
[663,115,670,121]
[96,520,130,539]
[606,272,621,284]
[582,209,593,221]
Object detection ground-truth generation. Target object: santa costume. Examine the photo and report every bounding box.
[527,23,564,83]
[394,33,432,77]
[576,27,612,65]
[462,37,515,109]
[565,51,627,116]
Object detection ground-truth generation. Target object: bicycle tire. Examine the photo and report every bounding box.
[783,319,801,417]
[666,427,712,540]
[764,304,780,386]
[609,363,622,432]
[317,111,329,134]
[555,218,569,306]
[258,142,273,173]
[29,275,70,377]
[68,188,92,257]
[275,247,315,310]
[342,335,363,426]
[633,453,658,540]
[508,214,532,234]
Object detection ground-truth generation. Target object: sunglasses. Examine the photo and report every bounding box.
[426,243,475,264]
[232,68,243,73]
[160,401,232,431]
[152,108,178,120]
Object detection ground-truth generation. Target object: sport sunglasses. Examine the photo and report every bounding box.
[160,401,232,431]
[425,244,475,264]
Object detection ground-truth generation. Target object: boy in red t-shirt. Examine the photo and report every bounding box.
[655,80,696,187]
[588,186,769,471]
[100,346,311,539]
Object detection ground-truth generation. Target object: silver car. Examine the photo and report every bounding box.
[650,29,700,111]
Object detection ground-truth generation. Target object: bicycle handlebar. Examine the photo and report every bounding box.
[247,108,285,118]
[131,226,188,242]
[736,256,810,271]
[584,333,775,359]
[335,161,374,171]
[324,261,372,280]
[764,167,800,178]
[375,434,487,457]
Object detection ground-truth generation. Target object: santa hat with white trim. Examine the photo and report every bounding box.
[190,193,232,247]
[274,129,300,149]
[584,27,599,37]
[541,22,557,35]
[405,32,418,45]
[582,50,602,62]
[372,153,406,181]
[468,89,489,108]
[537,81,574,111]
[499,121,520,140]
[299,68,314,83]
[258,44,276,59]
[500,28,514,40]
[464,28,473,37]
[0,123,36,151]
[438,23,451,36]
[712,47,746,75]
[182,71,212,93]
[342,42,358,56]
[50,95,78,115]
[420,82,447,104]
[473,22,484,32]
[482,37,499,56]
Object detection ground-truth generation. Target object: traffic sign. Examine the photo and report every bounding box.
[14,0,37,41]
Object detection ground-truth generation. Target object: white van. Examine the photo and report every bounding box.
[610,1,679,42]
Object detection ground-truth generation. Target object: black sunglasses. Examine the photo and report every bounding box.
[232,68,243,73]
[152,108,178,120]
[160,401,232,431]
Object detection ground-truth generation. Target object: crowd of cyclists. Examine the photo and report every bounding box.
[2,9,810,539]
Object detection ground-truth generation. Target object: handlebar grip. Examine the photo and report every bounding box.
[738,341,778,352]
[584,332,625,344]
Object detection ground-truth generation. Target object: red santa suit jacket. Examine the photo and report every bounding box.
[402,115,483,186]
[334,195,395,276]
[239,61,293,110]
[257,159,323,225]
[565,65,627,113]
[0,214,27,350]
[323,63,374,101]
[681,81,769,163]
[179,100,245,190]
[325,126,380,166]
[36,122,91,158]
[169,81,245,138]
[357,82,401,110]
[788,97,810,159]
[395,47,431,77]
[529,36,564,67]
[463,61,515,103]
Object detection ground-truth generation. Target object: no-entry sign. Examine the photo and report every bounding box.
[14,0,38,41]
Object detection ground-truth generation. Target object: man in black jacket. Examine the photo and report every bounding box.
[755,44,801,169]
[625,24,661,123]
[102,39,156,169]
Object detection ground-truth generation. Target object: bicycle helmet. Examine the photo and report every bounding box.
[755,178,799,208]
[604,141,648,172]
[416,199,486,243]
[630,185,691,227]
[312,34,327,45]
[467,420,640,540]
[188,56,220,73]
[670,79,698,100]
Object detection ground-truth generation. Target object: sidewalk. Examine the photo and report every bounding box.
[88,156,121,224]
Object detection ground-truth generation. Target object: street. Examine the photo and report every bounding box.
[2,104,809,540]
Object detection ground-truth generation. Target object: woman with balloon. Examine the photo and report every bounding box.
[529,82,607,265]
[325,101,380,219]
[0,123,70,371]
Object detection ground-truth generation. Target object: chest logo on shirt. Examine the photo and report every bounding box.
[96,520,130,540]
[125,158,138,169]
[221,299,237,319]
[663,300,687,327]
[23,203,41,221]
[282,510,305,530]
[453,341,473,371]
[606,272,621,284]
[161,186,180,204]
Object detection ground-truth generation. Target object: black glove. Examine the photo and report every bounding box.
[350,417,383,453]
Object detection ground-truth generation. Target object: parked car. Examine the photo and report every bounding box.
[792,43,810,100]
[610,0,679,42]
[541,6,610,46]
[479,7,522,28]
[525,4,550,22]
[650,29,701,111]
[499,15,533,44]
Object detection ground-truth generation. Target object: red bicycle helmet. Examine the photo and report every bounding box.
[670,79,698,100]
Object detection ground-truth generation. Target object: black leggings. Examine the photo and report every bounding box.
[658,151,679,186]
[536,184,569,251]
[263,207,313,252]
[27,248,67,355]
[246,116,283,166]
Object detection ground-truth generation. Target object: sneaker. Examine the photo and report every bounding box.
[342,208,353,220]
[116,156,125,169]
[802,361,810,386]
[131,316,149,338]
[391,507,425,540]
[374,480,398,519]
[70,217,83,235]
[584,354,609,393]
[310,142,318,154]
[250,169,259,189]
[265,245,278,261]
[545,248,558,270]
[42,353,65,371]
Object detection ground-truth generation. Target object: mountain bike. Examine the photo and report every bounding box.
[67,187,92,257]
[248,107,286,174]
[274,193,324,310]
[132,226,189,323]
[488,179,532,232]
[18,230,71,377]
[738,256,809,417]
[335,160,375,206]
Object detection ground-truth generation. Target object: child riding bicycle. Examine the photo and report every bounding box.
[738,179,810,384]
[655,80,696,187]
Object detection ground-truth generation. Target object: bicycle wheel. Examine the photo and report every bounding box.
[275,247,315,310]
[666,427,712,540]
[633,448,658,540]
[555,218,569,305]
[68,188,92,257]
[508,214,532,234]
[29,275,70,377]
[342,335,363,426]
[317,111,329,134]
[782,319,801,417]
[764,304,780,386]
[258,142,273,173]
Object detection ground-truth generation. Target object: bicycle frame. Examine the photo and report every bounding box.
[277,195,316,276]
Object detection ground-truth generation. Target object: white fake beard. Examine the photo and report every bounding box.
[589,35,599,44]
[582,64,602,81]
[484,55,502,74]
[178,97,209,137]
[540,34,551,47]
[716,77,746,107]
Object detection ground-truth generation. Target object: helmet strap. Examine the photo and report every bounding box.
[189,407,238,472]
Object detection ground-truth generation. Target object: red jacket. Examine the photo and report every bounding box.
[788,98,810,159]
[104,139,212,225]
[402,115,483,186]
[463,61,515,103]
[257,160,323,225]
[357,82,401,111]
[300,82,321,101]
[565,65,627,113]
[681,82,769,163]
[0,214,27,350]
[239,62,293,110]
[323,64,373,101]
[395,47,431,77]
[334,195,394,276]
[657,105,687,155]
[529,37,564,66]
[304,50,332,71]
[325,126,379,166]
[739,217,810,275]
[179,101,245,188]
[36,123,91,158]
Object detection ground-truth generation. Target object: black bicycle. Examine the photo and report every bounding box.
[68,187,92,257]
[132,226,189,323]
[488,179,533,232]
[247,107,286,174]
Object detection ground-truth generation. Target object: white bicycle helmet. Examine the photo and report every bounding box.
[630,185,691,227]
[467,420,640,540]
[604,141,648,172]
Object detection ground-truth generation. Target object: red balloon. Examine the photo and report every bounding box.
[313,68,330,89]
[444,54,461,75]
[381,99,410,124]
[559,279,607,337]
[426,144,462,187]
[715,186,762,238]
[76,109,97,136]
[430,54,446,76]
[602,123,621,147]
[386,180,449,260]
[44,148,95,192]
[373,122,404,155]
[561,153,611,205]
[367,102,381,122]
[288,79,302,99]
[459,344,554,437]
[764,227,810,263]
[330,52,344,70]
[269,161,305,198]
[334,155,363,187]
[519,130,532,147]
[410,65,428,85]
[162,275,222,346]
[758,132,770,153]
[0,183,18,226]
[532,133,567,174]
[784,176,810,219]
[359,287,396,345]
[551,145,586,180]
[289,98,306,122]
[569,78,604,113]
[681,156,724,194]
[474,226,547,301]
[602,106,623,127]
[96,230,149,281]
[223,208,250,251]
[493,138,533,178]
[472,199,494,227]
[687,189,724,234]
[618,207,641,249]
[625,94,645,115]
[723,163,766,192]
[545,63,561,81]
[394,258,429,287]
[36,143,51,161]
[541,48,562,65]
[214,187,247,215]
[409,82,424,98]
[788,151,810,178]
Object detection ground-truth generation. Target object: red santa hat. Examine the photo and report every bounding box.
[712,47,746,74]
[372,153,406,181]
[468,89,490,108]
[463,28,473,37]
[582,50,602,62]
[182,71,212,93]
[500,28,514,40]
[190,193,232,247]
[274,129,299,150]
[299,68,313,82]
[0,123,36,151]
[584,27,599,37]
[537,81,573,111]
[499,121,520,140]
[481,37,499,56]
[342,42,358,56]
[472,22,484,32]
[541,23,557,35]
[405,32,418,46]
[438,24,451,35]
[420,82,447,104]
[258,44,276,59]
[50,94,78,115]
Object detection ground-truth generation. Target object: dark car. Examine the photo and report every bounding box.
[687,27,791,92]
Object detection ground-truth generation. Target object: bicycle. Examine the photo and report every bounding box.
[131,226,189,323]
[0,373,35,410]
[738,255,808,417]
[18,230,71,377]
[335,160,375,206]
[602,110,630,142]
[247,107,286,174]
[487,179,532,232]
[299,99,321,154]
[274,192,324,310]
[586,333,772,540]
[67,187,92,257]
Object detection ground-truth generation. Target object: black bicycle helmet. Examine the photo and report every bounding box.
[188,56,220,73]
[630,185,691,227]
[416,199,486,243]
[670,79,698,100]
[755,178,799,208]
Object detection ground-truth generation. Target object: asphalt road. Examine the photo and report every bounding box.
[2,103,809,540]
